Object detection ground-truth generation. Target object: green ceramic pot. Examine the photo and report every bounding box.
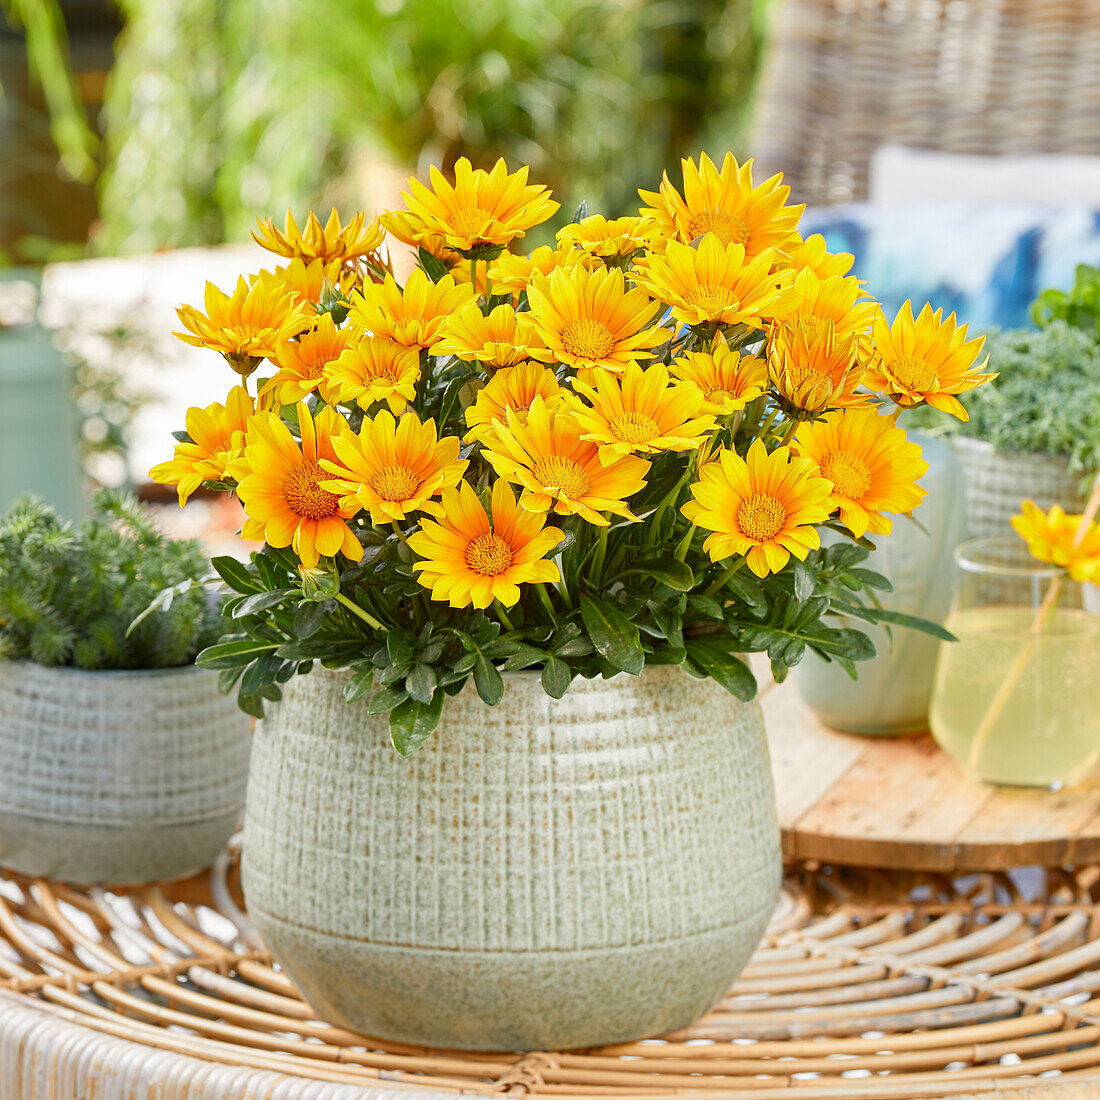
[792,432,967,735]
[243,665,781,1051]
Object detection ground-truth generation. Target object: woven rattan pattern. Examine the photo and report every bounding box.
[1,856,1099,1098]
[751,0,1100,205]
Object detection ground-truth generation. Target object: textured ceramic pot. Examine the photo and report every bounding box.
[794,432,967,735]
[243,665,782,1051]
[0,663,252,884]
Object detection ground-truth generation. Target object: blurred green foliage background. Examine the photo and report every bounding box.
[3,0,775,260]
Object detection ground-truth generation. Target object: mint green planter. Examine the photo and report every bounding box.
[793,432,967,735]
[0,317,83,520]
[243,665,782,1051]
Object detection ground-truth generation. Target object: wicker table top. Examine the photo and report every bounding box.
[761,675,1100,874]
[1,853,1099,1099]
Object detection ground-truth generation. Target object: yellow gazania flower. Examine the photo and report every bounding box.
[149,386,254,505]
[347,268,476,350]
[482,396,649,526]
[325,336,421,415]
[393,157,559,257]
[638,152,804,258]
[556,215,662,263]
[671,340,768,416]
[408,479,563,610]
[430,303,545,367]
[784,234,855,279]
[464,362,566,445]
[864,301,993,420]
[261,314,357,404]
[252,209,385,265]
[682,439,834,578]
[230,406,362,568]
[174,273,313,376]
[526,264,668,372]
[487,244,594,297]
[792,407,928,538]
[318,409,467,526]
[1011,501,1100,582]
[570,364,717,464]
[263,257,357,309]
[774,268,880,342]
[632,234,797,331]
[767,318,868,415]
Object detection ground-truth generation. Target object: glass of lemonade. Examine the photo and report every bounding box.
[929,536,1100,787]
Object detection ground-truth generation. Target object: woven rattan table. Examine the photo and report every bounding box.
[1,848,1099,1099]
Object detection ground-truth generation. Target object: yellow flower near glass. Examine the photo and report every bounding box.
[151,151,990,750]
[930,495,1100,788]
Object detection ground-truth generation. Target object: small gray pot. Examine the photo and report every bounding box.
[0,662,252,884]
[243,665,781,1051]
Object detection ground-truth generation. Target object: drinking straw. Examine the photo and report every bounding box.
[965,473,1100,775]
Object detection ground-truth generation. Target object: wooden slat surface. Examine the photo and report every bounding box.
[761,677,1100,873]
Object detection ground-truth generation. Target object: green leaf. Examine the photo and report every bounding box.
[276,639,364,661]
[405,662,438,704]
[684,638,757,701]
[472,653,504,705]
[390,692,444,756]
[418,247,450,283]
[865,608,956,641]
[127,577,207,637]
[343,668,374,702]
[501,644,547,671]
[232,589,297,618]
[237,691,266,720]
[792,560,815,602]
[366,683,408,713]
[621,558,694,592]
[541,656,571,698]
[293,600,329,639]
[580,594,643,675]
[197,637,280,670]
[211,556,261,594]
[240,652,284,697]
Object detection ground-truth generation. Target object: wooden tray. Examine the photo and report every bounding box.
[2,856,1100,1098]
[761,673,1100,874]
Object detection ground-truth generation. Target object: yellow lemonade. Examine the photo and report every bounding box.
[930,606,1100,787]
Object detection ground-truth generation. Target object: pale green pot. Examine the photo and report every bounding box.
[242,665,782,1051]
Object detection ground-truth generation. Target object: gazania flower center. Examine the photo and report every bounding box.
[560,318,615,361]
[284,460,339,520]
[370,464,421,502]
[737,492,786,543]
[704,385,737,407]
[449,206,494,241]
[610,410,661,445]
[687,284,734,317]
[821,450,872,501]
[888,356,938,392]
[465,533,513,577]
[532,456,591,499]
[366,359,403,384]
[686,209,749,248]
[299,352,331,380]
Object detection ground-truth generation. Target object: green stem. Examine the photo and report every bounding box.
[535,583,558,620]
[591,526,609,579]
[494,600,516,632]
[704,559,745,598]
[335,592,385,632]
[673,523,695,562]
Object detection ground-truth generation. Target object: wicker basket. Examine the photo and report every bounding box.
[0,662,252,884]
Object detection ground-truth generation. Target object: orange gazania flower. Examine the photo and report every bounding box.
[149,386,254,505]
[671,340,768,416]
[682,439,834,577]
[784,234,855,279]
[174,273,313,376]
[1012,501,1100,582]
[408,479,563,609]
[431,303,545,367]
[773,268,881,342]
[526,264,668,372]
[229,406,362,568]
[482,395,649,526]
[347,268,477,349]
[767,318,868,415]
[556,214,662,264]
[632,234,796,331]
[391,157,559,258]
[864,301,993,420]
[638,152,804,258]
[319,409,467,525]
[792,407,928,538]
[464,362,567,445]
[570,364,717,463]
[253,209,384,265]
[487,244,594,297]
[262,313,357,404]
[325,336,421,415]
[263,257,357,309]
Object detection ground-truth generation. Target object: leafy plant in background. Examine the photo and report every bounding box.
[1031,263,1100,344]
[908,322,1100,479]
[0,490,220,669]
[97,0,773,253]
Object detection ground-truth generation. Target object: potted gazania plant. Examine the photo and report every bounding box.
[0,492,252,884]
[152,154,988,1050]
